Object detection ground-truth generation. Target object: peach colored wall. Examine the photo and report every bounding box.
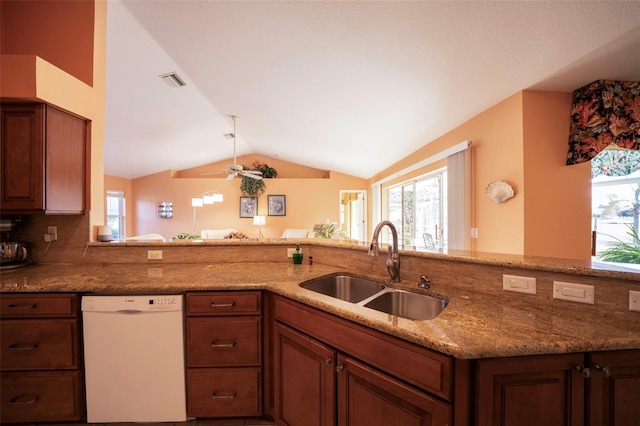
[104,174,134,237]
[0,1,107,242]
[0,0,94,86]
[370,92,526,255]
[131,165,367,240]
[522,91,591,259]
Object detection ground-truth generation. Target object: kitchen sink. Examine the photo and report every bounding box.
[300,275,386,303]
[363,290,448,320]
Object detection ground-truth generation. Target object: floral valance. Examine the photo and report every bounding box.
[566,80,640,165]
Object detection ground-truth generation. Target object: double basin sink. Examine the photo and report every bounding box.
[299,274,448,320]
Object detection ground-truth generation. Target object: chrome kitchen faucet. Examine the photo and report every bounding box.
[368,221,401,283]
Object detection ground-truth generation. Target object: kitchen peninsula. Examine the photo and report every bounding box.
[2,240,639,425]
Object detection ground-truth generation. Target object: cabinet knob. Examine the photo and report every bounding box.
[335,364,344,374]
[575,365,591,379]
[594,364,611,377]
[324,357,332,366]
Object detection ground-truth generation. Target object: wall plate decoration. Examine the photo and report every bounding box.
[486,180,514,203]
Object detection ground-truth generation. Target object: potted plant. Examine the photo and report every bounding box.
[240,160,277,197]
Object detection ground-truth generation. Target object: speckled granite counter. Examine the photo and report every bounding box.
[2,261,639,360]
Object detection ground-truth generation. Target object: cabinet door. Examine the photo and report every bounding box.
[0,103,45,211]
[274,322,336,426]
[337,355,451,426]
[44,106,88,213]
[588,350,640,426]
[475,353,585,426]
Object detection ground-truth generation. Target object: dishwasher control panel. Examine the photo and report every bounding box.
[82,295,183,313]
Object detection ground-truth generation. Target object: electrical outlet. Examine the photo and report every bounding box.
[630,290,640,312]
[503,274,536,295]
[147,250,163,260]
[470,228,478,239]
[44,225,58,242]
[553,281,594,304]
[287,248,296,258]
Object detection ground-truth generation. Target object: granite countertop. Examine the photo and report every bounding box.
[2,262,639,360]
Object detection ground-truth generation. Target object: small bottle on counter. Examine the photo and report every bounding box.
[292,244,303,264]
[308,256,313,265]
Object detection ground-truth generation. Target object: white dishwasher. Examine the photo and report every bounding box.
[82,294,187,423]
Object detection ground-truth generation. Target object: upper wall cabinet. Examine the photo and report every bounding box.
[0,103,89,215]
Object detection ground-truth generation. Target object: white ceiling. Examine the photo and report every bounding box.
[104,1,640,180]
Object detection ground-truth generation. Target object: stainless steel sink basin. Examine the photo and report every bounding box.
[300,275,386,303]
[364,290,448,320]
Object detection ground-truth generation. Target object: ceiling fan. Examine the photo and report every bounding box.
[202,115,263,180]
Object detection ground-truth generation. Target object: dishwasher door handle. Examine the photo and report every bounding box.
[116,309,144,314]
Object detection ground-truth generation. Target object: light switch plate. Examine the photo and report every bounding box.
[630,290,640,312]
[147,250,163,260]
[553,281,594,304]
[503,274,536,295]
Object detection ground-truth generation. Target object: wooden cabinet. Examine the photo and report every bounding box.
[475,353,585,426]
[186,291,263,418]
[475,350,640,426]
[588,350,640,426]
[0,293,83,424]
[273,296,452,426]
[0,103,89,214]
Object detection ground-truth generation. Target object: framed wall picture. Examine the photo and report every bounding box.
[239,197,258,218]
[268,195,286,216]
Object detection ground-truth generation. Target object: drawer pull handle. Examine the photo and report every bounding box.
[211,341,236,348]
[210,302,236,308]
[212,391,237,399]
[9,396,39,405]
[8,304,37,310]
[8,343,39,351]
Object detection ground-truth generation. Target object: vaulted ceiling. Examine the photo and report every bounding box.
[104,1,640,179]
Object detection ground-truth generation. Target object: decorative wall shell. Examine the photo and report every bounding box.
[486,180,515,203]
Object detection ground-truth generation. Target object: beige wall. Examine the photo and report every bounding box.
[128,156,368,240]
[369,91,591,260]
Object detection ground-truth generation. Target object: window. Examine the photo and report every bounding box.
[592,148,640,265]
[106,190,126,239]
[386,169,447,250]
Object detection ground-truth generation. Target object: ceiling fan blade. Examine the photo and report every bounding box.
[241,172,263,180]
[226,173,236,180]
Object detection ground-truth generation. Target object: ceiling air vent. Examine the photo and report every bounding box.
[159,72,186,88]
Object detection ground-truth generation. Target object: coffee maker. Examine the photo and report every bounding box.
[0,218,31,270]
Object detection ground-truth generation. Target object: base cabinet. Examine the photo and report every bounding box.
[475,350,640,426]
[0,293,83,424]
[588,350,640,426]
[273,297,452,426]
[186,291,263,418]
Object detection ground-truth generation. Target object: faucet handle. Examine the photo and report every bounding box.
[418,275,430,289]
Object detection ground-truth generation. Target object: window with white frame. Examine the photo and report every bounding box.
[386,168,447,250]
[106,190,125,239]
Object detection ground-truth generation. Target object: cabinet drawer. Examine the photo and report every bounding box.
[187,317,261,367]
[187,367,261,417]
[1,293,79,318]
[1,370,84,423]
[187,291,261,316]
[1,319,79,370]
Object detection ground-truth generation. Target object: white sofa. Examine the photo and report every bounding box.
[201,229,237,239]
[281,228,314,238]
